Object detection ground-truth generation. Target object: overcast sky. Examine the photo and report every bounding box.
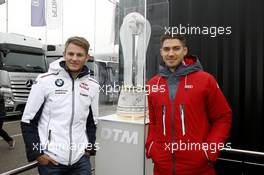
[0,0,118,55]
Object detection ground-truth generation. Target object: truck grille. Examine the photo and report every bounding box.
[10,80,31,101]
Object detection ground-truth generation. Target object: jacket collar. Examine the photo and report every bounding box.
[59,61,89,79]
[159,55,203,77]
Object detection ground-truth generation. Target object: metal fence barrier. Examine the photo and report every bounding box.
[0,162,38,175]
[222,148,264,158]
[219,148,264,167]
[0,161,95,175]
[1,148,264,175]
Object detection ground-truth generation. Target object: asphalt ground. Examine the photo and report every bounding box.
[0,103,116,175]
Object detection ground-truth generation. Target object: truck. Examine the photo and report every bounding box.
[96,60,119,103]
[0,33,47,117]
[44,44,64,66]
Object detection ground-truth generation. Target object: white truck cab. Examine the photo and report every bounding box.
[0,33,47,117]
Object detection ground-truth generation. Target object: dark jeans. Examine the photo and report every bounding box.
[0,120,13,142]
[38,155,91,175]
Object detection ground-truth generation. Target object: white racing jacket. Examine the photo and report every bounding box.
[21,59,99,165]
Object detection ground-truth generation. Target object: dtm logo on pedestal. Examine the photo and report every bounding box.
[101,128,138,145]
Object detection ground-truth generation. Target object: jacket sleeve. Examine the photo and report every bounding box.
[205,75,232,162]
[145,86,156,159]
[86,83,99,156]
[20,76,45,162]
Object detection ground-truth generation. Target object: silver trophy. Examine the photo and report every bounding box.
[117,12,151,118]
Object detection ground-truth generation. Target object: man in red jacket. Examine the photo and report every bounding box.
[145,34,232,175]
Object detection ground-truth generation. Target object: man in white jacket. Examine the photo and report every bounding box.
[21,36,99,175]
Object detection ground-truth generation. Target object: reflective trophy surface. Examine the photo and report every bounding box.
[117,12,151,119]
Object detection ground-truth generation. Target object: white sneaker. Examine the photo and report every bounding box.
[8,140,15,150]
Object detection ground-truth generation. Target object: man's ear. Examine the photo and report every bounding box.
[184,47,188,56]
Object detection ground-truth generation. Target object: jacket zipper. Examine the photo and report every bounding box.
[162,105,166,136]
[68,78,75,165]
[180,104,186,136]
[171,102,176,175]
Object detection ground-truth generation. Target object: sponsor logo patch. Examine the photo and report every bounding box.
[55,79,64,87]
[55,90,68,94]
[80,82,89,91]
[184,85,193,89]
[80,93,89,97]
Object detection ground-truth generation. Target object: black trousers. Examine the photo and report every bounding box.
[0,120,13,142]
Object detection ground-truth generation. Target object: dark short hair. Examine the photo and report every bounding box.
[160,34,187,47]
[64,36,90,55]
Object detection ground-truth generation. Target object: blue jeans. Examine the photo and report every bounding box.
[38,155,91,175]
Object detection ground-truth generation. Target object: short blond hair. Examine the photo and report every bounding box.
[64,36,90,55]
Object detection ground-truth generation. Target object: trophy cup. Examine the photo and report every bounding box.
[117,12,151,119]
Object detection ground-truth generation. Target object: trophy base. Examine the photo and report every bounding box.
[116,86,148,120]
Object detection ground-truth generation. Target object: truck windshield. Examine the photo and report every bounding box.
[46,56,62,65]
[96,61,119,85]
[107,62,119,83]
[2,52,46,73]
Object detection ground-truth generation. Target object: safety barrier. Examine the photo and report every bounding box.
[0,161,95,175]
[221,148,264,165]
[0,161,37,175]
[222,148,264,157]
[1,148,264,175]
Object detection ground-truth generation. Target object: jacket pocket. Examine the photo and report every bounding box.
[203,149,210,162]
[147,141,155,157]
[46,129,51,151]
[162,105,166,136]
[179,104,186,136]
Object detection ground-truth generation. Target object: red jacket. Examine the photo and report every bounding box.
[145,56,232,175]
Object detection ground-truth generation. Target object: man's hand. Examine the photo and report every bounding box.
[36,154,58,165]
[84,151,90,156]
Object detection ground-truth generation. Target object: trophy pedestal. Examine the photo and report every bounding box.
[116,86,147,119]
[95,114,153,175]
